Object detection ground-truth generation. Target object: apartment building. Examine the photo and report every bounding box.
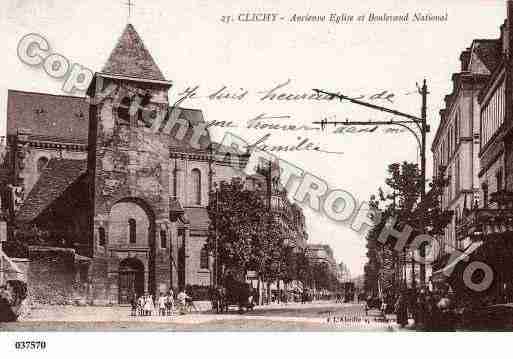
[431,37,501,277]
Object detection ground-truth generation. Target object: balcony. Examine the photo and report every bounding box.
[456,207,513,241]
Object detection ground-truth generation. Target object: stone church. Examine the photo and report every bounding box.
[4,24,253,304]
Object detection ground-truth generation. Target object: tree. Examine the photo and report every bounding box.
[364,161,453,297]
[206,179,265,281]
[206,178,291,287]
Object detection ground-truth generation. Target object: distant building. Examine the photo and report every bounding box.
[337,262,351,283]
[306,244,337,271]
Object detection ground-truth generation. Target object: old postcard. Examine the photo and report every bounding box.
[0,0,512,357]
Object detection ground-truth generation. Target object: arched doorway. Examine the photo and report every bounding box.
[118,257,144,305]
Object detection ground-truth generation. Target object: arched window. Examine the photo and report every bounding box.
[37,157,49,173]
[98,227,106,247]
[128,218,136,244]
[160,230,167,249]
[191,169,201,205]
[200,245,209,269]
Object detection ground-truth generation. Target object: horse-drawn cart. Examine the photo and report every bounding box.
[211,278,256,314]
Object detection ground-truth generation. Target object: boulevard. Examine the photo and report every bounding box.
[0,302,400,331]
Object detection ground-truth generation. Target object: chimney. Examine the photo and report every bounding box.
[507,0,513,55]
[502,20,509,55]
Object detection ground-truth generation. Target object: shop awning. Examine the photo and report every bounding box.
[431,241,483,281]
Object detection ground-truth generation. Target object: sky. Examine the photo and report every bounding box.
[0,0,507,277]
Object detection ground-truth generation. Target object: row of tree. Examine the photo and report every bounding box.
[206,178,343,295]
[364,161,452,297]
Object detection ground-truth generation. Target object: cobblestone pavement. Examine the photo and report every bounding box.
[0,302,403,331]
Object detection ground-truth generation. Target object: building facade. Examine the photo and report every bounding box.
[441,3,513,304]
[431,36,501,283]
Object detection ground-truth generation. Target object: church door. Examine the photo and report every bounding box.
[118,258,144,304]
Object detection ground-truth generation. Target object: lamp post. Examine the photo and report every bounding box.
[212,184,219,288]
[313,81,430,286]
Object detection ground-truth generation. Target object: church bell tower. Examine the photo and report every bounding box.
[86,23,174,304]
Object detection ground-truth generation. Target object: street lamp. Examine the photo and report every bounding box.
[313,81,430,286]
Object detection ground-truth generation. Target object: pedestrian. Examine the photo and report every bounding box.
[380,298,387,316]
[0,284,16,323]
[143,292,154,316]
[137,294,145,316]
[130,290,137,317]
[177,288,190,314]
[158,293,166,316]
[166,289,174,316]
[437,291,453,330]
[424,293,436,331]
[415,290,427,329]
[395,292,408,328]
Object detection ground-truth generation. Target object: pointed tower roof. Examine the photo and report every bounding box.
[102,23,166,81]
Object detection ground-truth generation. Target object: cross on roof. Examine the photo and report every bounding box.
[125,0,135,21]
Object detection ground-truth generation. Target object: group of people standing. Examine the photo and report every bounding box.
[393,288,455,330]
[130,288,194,317]
[365,287,455,330]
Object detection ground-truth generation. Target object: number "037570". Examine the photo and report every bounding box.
[15,341,46,350]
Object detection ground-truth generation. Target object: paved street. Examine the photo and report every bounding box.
[0,302,401,331]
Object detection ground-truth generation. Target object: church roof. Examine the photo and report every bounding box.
[16,158,87,223]
[102,23,166,81]
[167,107,212,152]
[7,90,88,142]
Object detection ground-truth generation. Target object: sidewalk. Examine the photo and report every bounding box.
[24,300,351,321]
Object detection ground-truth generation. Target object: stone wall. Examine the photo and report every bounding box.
[27,246,87,305]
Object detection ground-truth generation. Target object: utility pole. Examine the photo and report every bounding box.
[266,160,272,304]
[0,208,6,286]
[419,80,428,285]
[214,187,219,288]
[0,242,3,286]
[313,81,430,287]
